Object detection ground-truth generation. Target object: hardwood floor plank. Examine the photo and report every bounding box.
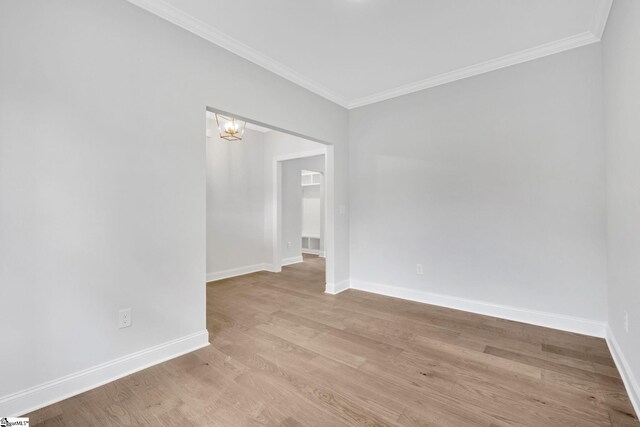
[485,346,624,387]
[542,343,617,368]
[26,255,638,426]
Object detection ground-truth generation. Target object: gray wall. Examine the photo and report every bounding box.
[206,128,266,276]
[349,44,607,321]
[603,0,640,399]
[0,0,348,398]
[206,127,325,277]
[4,0,638,412]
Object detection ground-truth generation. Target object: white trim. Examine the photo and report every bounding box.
[590,0,613,39]
[273,149,326,163]
[262,263,279,273]
[128,0,612,110]
[349,279,606,337]
[126,0,348,107]
[282,255,304,266]
[325,279,350,295]
[206,263,270,282]
[606,325,640,417]
[302,249,323,256]
[347,31,600,108]
[322,146,336,294]
[0,330,209,417]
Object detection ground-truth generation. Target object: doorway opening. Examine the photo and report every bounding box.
[277,155,326,284]
[205,108,334,292]
[301,169,324,258]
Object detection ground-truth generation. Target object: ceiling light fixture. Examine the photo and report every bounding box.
[215,113,246,141]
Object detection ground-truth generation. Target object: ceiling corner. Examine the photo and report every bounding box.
[347,30,600,110]
[590,0,614,39]
[128,0,611,111]
[126,0,350,108]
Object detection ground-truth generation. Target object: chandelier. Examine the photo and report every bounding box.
[215,113,246,141]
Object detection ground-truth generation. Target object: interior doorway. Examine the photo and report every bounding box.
[278,156,326,281]
[301,169,324,258]
[205,108,335,293]
[271,149,329,288]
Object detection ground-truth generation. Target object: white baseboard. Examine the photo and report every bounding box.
[206,263,270,282]
[0,330,209,418]
[302,249,325,257]
[349,279,606,338]
[206,259,306,282]
[262,263,280,273]
[282,255,304,266]
[606,325,640,417]
[325,279,350,295]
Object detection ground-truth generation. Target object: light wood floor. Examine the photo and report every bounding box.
[28,255,638,426]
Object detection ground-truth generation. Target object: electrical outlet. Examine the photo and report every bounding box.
[119,308,132,329]
[287,241,292,248]
[416,264,424,275]
[624,311,629,333]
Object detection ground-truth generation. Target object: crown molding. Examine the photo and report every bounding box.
[348,0,611,109]
[128,0,612,110]
[347,31,601,108]
[126,0,350,108]
[590,0,613,39]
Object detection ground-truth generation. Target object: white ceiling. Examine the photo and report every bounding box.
[129,0,612,109]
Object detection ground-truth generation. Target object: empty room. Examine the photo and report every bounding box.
[1,0,639,426]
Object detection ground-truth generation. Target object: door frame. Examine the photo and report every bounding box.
[272,147,333,291]
[206,105,336,293]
